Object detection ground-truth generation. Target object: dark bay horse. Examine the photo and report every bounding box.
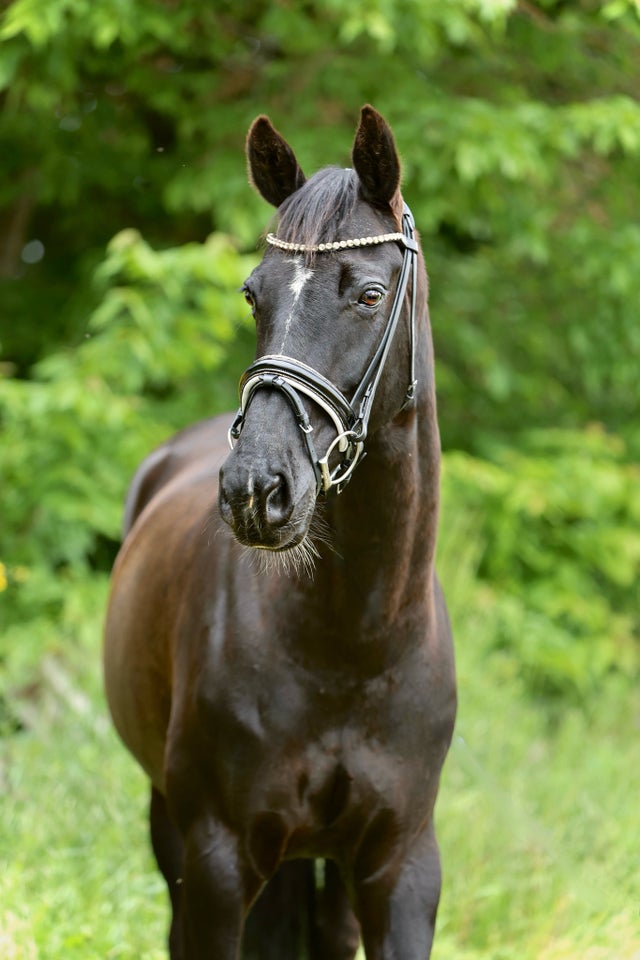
[104,105,456,960]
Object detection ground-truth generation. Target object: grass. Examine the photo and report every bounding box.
[435,654,640,959]
[433,506,640,959]
[0,655,167,958]
[1,565,639,958]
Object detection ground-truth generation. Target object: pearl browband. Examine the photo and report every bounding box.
[266,231,414,254]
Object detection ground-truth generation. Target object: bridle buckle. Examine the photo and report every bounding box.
[318,430,365,493]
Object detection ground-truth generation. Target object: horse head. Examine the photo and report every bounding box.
[218,106,422,559]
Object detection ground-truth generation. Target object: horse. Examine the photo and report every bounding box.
[104,105,456,960]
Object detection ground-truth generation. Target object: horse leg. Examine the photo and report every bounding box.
[247,861,312,960]
[149,786,185,960]
[355,822,442,960]
[243,860,313,960]
[311,860,360,960]
[243,859,359,960]
[180,815,259,960]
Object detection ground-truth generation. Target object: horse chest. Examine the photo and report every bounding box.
[187,651,434,864]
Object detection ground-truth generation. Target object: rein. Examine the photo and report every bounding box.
[229,203,419,496]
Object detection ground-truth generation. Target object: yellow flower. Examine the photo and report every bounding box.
[0,562,7,592]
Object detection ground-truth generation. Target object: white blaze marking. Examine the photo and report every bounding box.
[279,257,314,352]
[290,258,313,298]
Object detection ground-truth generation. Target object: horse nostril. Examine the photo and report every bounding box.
[264,474,292,528]
[218,464,293,541]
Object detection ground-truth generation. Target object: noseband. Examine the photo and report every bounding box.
[229,203,419,495]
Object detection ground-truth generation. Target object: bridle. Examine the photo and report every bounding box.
[228,203,419,496]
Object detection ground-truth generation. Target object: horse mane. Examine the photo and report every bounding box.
[275,166,359,249]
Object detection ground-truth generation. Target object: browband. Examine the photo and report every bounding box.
[266,232,419,254]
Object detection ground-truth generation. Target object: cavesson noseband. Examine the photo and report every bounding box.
[229,203,419,495]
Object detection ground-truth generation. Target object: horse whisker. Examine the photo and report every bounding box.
[242,529,320,580]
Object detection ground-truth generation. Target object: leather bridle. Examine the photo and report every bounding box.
[228,203,419,496]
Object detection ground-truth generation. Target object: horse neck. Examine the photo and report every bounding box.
[327,389,440,609]
[330,295,441,605]
[281,334,442,668]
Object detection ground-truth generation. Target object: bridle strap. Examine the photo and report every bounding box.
[229,358,363,495]
[399,226,419,411]
[239,355,354,442]
[230,372,325,492]
[229,202,419,495]
[350,205,418,436]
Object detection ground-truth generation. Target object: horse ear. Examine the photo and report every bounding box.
[352,105,402,213]
[246,115,307,208]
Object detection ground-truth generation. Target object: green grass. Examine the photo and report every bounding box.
[432,506,640,960]
[1,688,167,957]
[435,652,640,959]
[1,573,639,959]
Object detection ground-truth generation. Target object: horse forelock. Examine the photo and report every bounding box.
[275,167,360,251]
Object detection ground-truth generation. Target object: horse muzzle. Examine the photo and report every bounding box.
[218,408,318,550]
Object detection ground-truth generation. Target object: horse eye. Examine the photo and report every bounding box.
[359,289,383,307]
[243,288,256,313]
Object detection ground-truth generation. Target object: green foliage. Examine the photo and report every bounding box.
[1,229,254,561]
[441,428,640,701]
[75,229,256,416]
[0,231,255,699]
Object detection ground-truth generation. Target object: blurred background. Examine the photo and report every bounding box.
[1,1,639,957]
